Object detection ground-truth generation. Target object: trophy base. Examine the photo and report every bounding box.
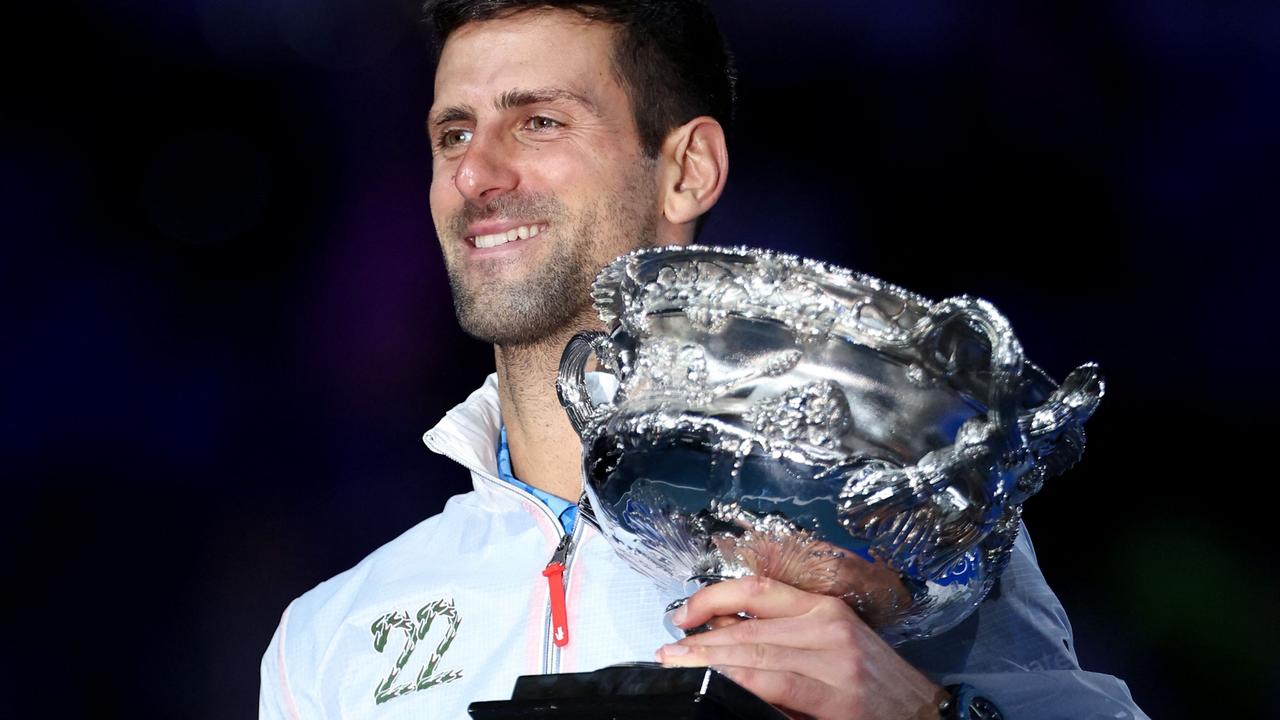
[467,663,787,719]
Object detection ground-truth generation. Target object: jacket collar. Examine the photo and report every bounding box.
[422,373,503,487]
[422,371,618,500]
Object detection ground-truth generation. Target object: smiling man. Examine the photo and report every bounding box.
[260,2,1147,719]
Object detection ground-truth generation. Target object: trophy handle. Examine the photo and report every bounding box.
[556,330,616,437]
[1010,362,1105,504]
[837,298,1029,580]
[922,296,1026,457]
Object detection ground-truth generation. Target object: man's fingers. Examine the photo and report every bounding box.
[706,615,744,630]
[656,638,847,687]
[712,665,837,719]
[656,638,804,673]
[656,640,838,715]
[676,615,863,652]
[676,576,844,629]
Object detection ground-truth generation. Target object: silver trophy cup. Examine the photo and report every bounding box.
[556,245,1103,644]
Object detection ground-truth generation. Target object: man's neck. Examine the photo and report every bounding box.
[494,323,595,502]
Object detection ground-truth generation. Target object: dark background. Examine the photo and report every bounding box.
[5,0,1277,717]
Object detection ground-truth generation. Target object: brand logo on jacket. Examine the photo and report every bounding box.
[370,598,463,705]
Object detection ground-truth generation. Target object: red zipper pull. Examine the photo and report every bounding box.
[543,534,572,647]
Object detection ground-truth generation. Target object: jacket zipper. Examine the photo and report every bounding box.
[543,532,573,649]
[473,472,576,675]
[540,515,586,671]
[546,493,600,672]
[424,431,595,675]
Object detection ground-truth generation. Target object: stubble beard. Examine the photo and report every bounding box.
[441,162,658,348]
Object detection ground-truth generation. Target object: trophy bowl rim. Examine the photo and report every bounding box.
[589,243,1065,407]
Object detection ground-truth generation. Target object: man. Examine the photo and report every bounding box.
[260,2,1147,718]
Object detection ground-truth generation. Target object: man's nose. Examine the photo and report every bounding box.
[454,133,518,205]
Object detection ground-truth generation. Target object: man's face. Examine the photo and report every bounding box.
[428,10,659,346]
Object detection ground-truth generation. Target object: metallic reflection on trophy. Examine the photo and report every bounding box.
[557,245,1103,644]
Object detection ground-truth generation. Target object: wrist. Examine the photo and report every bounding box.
[937,683,1004,720]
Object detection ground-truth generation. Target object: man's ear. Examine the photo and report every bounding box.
[658,116,729,228]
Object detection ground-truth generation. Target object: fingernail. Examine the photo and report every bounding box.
[671,605,688,626]
[659,643,690,656]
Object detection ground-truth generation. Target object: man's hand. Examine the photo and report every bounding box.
[655,576,947,720]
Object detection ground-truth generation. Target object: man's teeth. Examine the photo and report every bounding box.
[473,224,542,248]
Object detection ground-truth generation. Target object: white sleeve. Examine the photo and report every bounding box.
[259,603,305,720]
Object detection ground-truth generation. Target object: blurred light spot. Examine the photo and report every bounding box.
[141,128,270,246]
[275,0,410,69]
[836,1,967,63]
[1109,523,1276,679]
[200,0,290,67]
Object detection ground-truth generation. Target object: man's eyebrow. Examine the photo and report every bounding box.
[428,104,476,128]
[496,87,601,116]
[428,87,601,128]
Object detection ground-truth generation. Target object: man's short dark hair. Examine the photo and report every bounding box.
[422,0,736,159]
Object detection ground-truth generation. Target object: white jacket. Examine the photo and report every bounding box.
[260,374,1148,720]
[260,375,679,720]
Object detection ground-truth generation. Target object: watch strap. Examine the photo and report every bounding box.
[939,683,1004,720]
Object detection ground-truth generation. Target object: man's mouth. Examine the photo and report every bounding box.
[467,223,546,249]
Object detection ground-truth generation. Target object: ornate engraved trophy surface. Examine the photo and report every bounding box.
[470,244,1103,718]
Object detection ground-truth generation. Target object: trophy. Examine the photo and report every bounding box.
[470,245,1103,718]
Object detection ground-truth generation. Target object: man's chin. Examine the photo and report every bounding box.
[455,318,561,347]
[452,297,579,348]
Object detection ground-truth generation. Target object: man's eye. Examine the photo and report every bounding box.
[437,128,472,149]
[525,116,562,131]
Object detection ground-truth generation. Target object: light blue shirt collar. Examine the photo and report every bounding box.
[497,426,578,535]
